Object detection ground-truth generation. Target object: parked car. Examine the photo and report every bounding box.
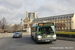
[13,32,22,38]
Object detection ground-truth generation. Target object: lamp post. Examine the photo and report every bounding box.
[21,18,22,33]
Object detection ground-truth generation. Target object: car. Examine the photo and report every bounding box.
[13,32,22,38]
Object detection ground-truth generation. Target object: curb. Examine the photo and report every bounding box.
[57,37,75,41]
[0,36,12,39]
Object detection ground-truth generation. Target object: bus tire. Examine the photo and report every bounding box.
[35,40,40,44]
[31,35,33,40]
[31,35,32,38]
[49,41,52,43]
[35,38,41,44]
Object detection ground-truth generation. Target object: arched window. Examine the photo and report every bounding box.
[61,17,62,19]
[62,17,65,19]
[70,16,71,18]
[58,17,59,19]
[65,16,68,18]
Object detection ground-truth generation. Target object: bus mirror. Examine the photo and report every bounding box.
[55,26,56,28]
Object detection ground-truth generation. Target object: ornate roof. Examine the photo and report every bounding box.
[33,13,74,22]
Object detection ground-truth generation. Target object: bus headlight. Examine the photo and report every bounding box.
[53,34,56,39]
[38,35,42,39]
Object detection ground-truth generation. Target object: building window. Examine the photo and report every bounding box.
[66,16,68,18]
[70,16,71,18]
[45,19,47,21]
[70,27,71,30]
[51,18,53,20]
[70,20,71,22]
[65,16,67,18]
[43,19,45,21]
[59,17,62,19]
[64,20,65,23]
[53,18,54,20]
[58,17,59,19]
[67,27,68,30]
[55,21,56,23]
[58,21,59,23]
[61,20,62,23]
[48,19,50,20]
[64,17,65,19]
[61,17,62,19]
[42,19,43,21]
[62,17,64,19]
[55,18,56,19]
[67,23,68,26]
[67,16,68,18]
[47,18,49,20]
[67,20,68,23]
[68,16,71,18]
[70,22,71,26]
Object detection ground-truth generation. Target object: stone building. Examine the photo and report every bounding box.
[23,11,75,31]
[23,11,37,31]
[33,13,75,31]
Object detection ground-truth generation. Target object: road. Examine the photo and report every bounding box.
[0,35,75,50]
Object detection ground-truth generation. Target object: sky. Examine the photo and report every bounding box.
[0,0,75,24]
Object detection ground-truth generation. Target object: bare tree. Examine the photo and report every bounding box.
[1,17,7,30]
[13,24,19,31]
[0,20,1,29]
[0,20,1,25]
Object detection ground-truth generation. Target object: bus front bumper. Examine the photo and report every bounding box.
[37,38,56,42]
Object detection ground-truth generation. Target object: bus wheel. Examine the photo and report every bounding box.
[35,38,41,44]
[49,41,52,43]
[31,36,33,39]
[36,41,40,44]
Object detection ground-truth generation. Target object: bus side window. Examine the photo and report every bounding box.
[32,27,37,32]
[39,27,42,31]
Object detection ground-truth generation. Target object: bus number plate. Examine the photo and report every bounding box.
[46,40,50,42]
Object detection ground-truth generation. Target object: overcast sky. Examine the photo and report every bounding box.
[0,0,75,24]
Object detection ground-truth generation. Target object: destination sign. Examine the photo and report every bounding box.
[43,23,53,25]
[38,23,43,26]
[38,23,54,26]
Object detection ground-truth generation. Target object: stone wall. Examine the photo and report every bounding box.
[0,32,31,38]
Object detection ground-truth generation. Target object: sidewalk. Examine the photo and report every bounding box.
[57,37,75,41]
[0,32,31,39]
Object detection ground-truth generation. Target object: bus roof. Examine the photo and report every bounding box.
[31,23,38,27]
[31,22,54,27]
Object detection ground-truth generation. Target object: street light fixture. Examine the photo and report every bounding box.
[21,18,22,33]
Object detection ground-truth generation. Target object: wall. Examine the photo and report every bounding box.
[71,13,75,30]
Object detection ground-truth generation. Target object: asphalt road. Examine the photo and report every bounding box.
[0,35,75,50]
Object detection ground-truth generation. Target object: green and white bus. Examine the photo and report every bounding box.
[31,22,56,43]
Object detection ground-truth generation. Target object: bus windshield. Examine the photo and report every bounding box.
[38,26,55,35]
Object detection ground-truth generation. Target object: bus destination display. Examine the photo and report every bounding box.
[44,23,53,25]
[38,23,53,26]
[38,23,43,26]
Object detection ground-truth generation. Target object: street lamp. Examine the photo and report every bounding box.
[21,18,22,33]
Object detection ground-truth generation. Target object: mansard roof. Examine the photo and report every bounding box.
[33,13,74,22]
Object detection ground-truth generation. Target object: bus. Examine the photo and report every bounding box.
[31,22,56,43]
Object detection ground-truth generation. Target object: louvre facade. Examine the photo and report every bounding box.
[23,11,37,30]
[23,11,75,31]
[33,13,75,31]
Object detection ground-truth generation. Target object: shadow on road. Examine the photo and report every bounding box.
[13,35,55,45]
